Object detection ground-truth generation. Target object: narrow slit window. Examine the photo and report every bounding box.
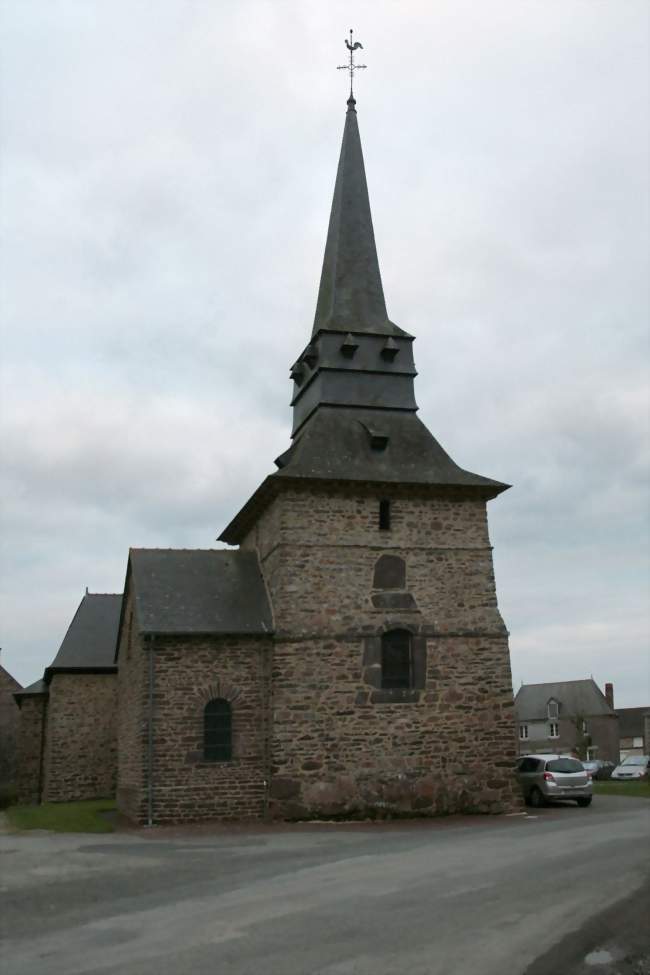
[379,499,391,530]
[204,698,232,762]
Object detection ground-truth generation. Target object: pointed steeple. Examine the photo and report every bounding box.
[217,84,510,545]
[313,97,404,337]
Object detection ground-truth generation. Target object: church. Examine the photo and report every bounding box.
[15,86,521,823]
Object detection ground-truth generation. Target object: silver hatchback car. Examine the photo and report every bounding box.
[516,754,593,808]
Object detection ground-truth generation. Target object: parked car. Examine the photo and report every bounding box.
[582,760,615,780]
[516,755,593,808]
[610,755,650,781]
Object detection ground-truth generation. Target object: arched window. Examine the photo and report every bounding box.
[381,629,412,689]
[203,698,232,762]
[373,554,406,590]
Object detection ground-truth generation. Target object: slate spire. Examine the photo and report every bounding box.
[312,96,403,337]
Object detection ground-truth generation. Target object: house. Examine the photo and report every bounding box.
[15,89,521,823]
[616,707,650,759]
[514,679,619,763]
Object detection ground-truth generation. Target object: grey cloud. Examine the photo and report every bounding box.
[1,0,648,704]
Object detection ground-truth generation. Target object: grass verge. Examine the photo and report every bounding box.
[592,780,650,799]
[5,798,116,833]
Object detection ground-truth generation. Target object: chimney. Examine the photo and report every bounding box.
[605,682,614,709]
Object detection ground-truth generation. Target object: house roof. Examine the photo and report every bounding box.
[514,679,615,720]
[616,707,649,737]
[129,549,273,636]
[45,593,122,678]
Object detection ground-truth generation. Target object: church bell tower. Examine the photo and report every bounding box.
[220,39,520,820]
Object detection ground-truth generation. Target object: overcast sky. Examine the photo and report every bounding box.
[1,1,648,708]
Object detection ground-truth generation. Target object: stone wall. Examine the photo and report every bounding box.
[42,674,118,802]
[116,577,271,824]
[243,482,521,818]
[0,666,22,788]
[116,591,148,823]
[145,637,270,824]
[16,696,48,804]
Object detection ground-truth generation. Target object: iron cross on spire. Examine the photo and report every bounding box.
[337,29,366,98]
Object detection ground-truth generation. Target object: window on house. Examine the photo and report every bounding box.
[582,720,588,734]
[379,499,391,530]
[381,629,412,689]
[547,700,559,719]
[203,698,232,761]
[519,724,529,740]
[548,722,559,739]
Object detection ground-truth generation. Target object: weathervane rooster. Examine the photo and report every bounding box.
[338,29,367,98]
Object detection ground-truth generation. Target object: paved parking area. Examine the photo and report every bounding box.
[1,796,648,975]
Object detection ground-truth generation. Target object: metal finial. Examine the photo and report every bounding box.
[337,29,366,101]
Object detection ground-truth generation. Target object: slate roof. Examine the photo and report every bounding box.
[312,96,406,338]
[14,678,48,705]
[129,549,273,636]
[220,407,508,543]
[515,679,616,720]
[46,593,122,675]
[0,664,22,693]
[616,707,649,738]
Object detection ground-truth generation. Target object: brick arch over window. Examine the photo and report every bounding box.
[198,679,242,708]
[372,554,406,590]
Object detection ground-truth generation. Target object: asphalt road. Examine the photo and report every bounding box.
[1,795,648,975]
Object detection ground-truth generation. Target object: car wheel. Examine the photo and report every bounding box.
[529,787,545,808]
[576,797,592,807]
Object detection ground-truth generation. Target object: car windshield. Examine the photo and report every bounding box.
[621,756,648,766]
[546,759,584,773]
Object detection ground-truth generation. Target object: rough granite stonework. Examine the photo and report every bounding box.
[116,584,272,824]
[16,696,48,804]
[116,591,147,823]
[241,482,521,818]
[42,674,118,802]
[0,665,22,788]
[146,637,270,823]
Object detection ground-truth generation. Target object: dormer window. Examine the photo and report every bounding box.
[303,344,318,368]
[290,362,304,386]
[380,337,399,361]
[547,699,559,720]
[340,333,359,358]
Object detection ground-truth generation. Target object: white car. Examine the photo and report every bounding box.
[610,755,649,780]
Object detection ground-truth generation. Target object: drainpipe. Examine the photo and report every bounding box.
[146,636,155,827]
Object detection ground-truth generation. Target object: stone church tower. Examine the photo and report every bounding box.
[215,93,520,820]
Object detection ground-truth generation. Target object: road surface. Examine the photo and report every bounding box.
[1,795,648,974]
